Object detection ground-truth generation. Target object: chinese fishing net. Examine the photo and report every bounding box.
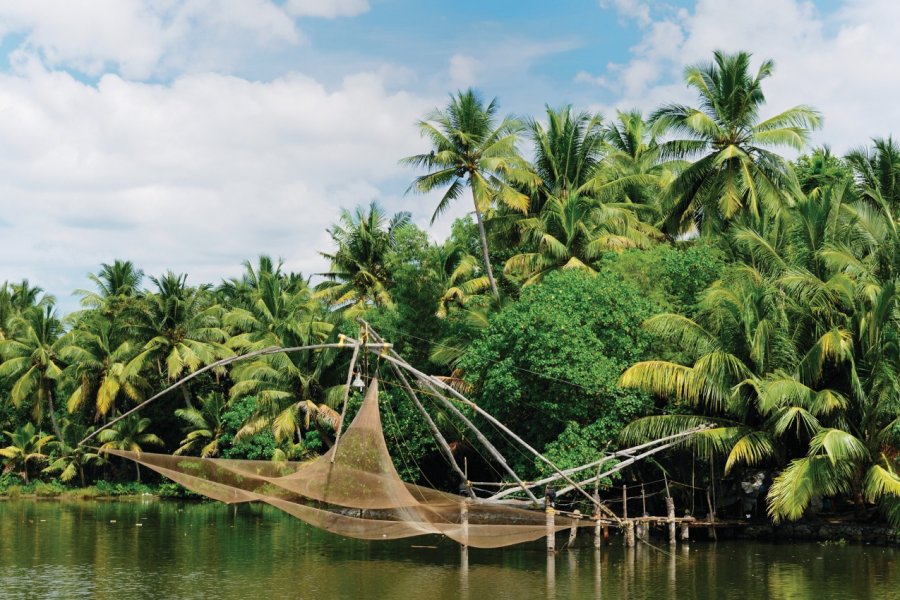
[105,379,591,548]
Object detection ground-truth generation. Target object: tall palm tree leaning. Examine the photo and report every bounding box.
[401,88,539,299]
[652,50,822,235]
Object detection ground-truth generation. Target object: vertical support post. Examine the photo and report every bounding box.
[706,487,718,542]
[330,341,360,463]
[567,510,580,548]
[546,508,556,553]
[624,520,636,548]
[680,510,691,541]
[666,496,676,546]
[460,501,469,550]
[622,484,628,519]
[593,516,602,550]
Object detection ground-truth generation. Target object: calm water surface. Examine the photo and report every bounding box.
[0,499,896,599]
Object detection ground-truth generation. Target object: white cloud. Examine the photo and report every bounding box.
[589,0,900,152]
[448,54,480,88]
[599,0,652,27]
[0,0,369,81]
[285,0,370,19]
[0,65,436,310]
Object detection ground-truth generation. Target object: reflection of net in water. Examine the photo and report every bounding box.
[107,379,587,548]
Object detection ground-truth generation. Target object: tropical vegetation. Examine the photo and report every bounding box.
[1,50,899,531]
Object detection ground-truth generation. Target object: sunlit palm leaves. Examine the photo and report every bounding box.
[652,51,821,234]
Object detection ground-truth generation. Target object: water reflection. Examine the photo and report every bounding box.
[0,500,897,600]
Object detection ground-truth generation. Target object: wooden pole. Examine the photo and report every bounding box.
[594,517,602,550]
[546,508,556,553]
[706,487,718,542]
[460,501,469,549]
[666,496,676,546]
[567,510,580,548]
[622,484,628,519]
[330,342,361,462]
[489,428,708,500]
[680,510,691,541]
[624,520,635,548]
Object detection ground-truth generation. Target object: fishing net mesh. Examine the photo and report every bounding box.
[106,379,591,548]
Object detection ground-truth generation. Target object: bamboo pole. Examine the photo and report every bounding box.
[546,508,556,553]
[460,501,469,549]
[330,341,361,462]
[553,440,691,498]
[489,427,708,500]
[567,510,580,548]
[706,487,718,542]
[666,496,676,546]
[680,510,691,541]
[624,520,635,548]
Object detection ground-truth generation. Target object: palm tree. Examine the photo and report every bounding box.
[0,305,66,439]
[59,315,149,420]
[504,195,657,285]
[129,272,231,408]
[75,260,144,328]
[0,422,54,484]
[317,202,411,313]
[173,392,229,457]
[597,109,678,221]
[43,419,103,487]
[652,50,821,235]
[226,262,338,444]
[97,414,163,482]
[402,88,539,298]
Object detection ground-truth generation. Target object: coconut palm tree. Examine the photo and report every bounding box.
[226,263,338,444]
[651,50,821,235]
[98,414,163,482]
[129,272,231,408]
[59,315,149,420]
[173,392,229,457]
[0,305,66,439]
[0,422,54,484]
[43,419,103,487]
[504,194,658,285]
[317,202,411,313]
[596,109,678,221]
[402,88,539,299]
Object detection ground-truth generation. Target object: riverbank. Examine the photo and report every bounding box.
[0,479,199,501]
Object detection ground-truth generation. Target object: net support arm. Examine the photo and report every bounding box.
[370,348,613,517]
[363,327,470,491]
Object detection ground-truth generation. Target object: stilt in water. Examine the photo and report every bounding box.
[706,487,718,542]
[624,520,636,548]
[567,510,580,548]
[460,501,469,549]
[680,510,692,541]
[546,507,556,553]
[666,496,676,546]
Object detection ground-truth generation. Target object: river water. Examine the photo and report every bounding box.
[0,499,896,599]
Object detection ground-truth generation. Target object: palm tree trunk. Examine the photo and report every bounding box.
[472,201,500,299]
[180,385,195,410]
[79,465,86,488]
[135,462,141,483]
[46,387,64,441]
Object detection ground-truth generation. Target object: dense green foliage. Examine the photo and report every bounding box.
[1,49,898,530]
[459,270,654,470]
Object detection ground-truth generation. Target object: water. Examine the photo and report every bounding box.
[0,499,896,599]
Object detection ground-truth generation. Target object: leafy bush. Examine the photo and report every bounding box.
[459,270,656,472]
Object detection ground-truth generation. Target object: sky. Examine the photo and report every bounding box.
[0,0,897,313]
